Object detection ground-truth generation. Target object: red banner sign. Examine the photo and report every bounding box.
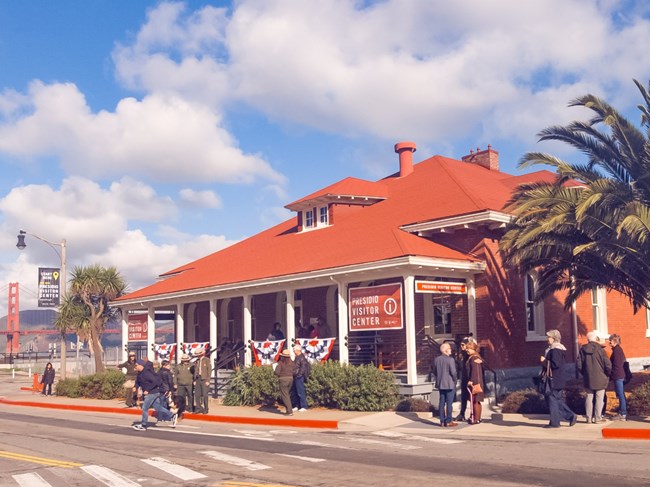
[349,283,403,331]
[415,280,467,294]
[128,314,148,341]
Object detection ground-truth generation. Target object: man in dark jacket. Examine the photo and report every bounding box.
[434,342,458,427]
[541,329,577,428]
[133,360,176,430]
[577,331,612,423]
[290,344,310,411]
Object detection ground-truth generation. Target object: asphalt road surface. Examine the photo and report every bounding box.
[0,403,649,487]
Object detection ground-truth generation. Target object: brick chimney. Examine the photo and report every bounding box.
[461,145,499,171]
[394,141,417,177]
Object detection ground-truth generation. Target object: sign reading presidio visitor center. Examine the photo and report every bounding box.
[349,283,403,331]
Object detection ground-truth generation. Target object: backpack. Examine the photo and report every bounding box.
[623,361,633,384]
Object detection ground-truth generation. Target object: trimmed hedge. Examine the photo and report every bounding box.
[56,370,126,399]
[224,361,399,411]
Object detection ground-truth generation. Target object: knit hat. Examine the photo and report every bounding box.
[546,329,562,342]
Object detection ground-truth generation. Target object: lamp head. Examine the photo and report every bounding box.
[16,231,26,250]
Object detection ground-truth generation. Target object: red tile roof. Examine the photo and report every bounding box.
[118,154,556,301]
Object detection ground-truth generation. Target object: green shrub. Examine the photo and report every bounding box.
[628,379,650,416]
[56,370,125,399]
[56,378,83,398]
[501,388,548,414]
[224,361,399,411]
[395,397,434,413]
[223,365,279,406]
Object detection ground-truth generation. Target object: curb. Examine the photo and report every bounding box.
[602,427,650,440]
[0,397,339,430]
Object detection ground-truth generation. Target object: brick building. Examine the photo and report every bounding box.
[115,142,650,394]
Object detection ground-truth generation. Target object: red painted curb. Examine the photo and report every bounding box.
[0,397,338,429]
[602,428,650,440]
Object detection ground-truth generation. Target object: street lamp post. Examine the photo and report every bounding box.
[16,230,68,379]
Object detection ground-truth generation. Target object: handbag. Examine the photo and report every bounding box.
[537,359,552,395]
[623,361,633,384]
[471,383,483,394]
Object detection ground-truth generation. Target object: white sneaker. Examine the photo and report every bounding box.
[171,413,178,428]
[298,408,307,412]
[292,407,298,411]
[132,424,146,431]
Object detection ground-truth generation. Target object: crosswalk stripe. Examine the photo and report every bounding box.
[298,440,352,450]
[141,457,207,480]
[276,453,326,463]
[80,465,140,487]
[372,431,463,444]
[344,437,421,450]
[201,451,270,471]
[12,473,52,487]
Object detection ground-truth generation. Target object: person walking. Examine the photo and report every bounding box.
[193,348,212,414]
[274,349,295,415]
[540,329,577,428]
[41,362,55,396]
[132,359,176,430]
[159,360,175,396]
[434,342,458,427]
[291,344,310,412]
[117,351,138,407]
[174,354,194,413]
[608,334,628,421]
[577,331,612,424]
[465,341,485,424]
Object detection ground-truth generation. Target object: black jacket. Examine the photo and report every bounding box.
[41,367,55,385]
[159,367,175,394]
[293,354,310,380]
[136,362,161,394]
[543,346,567,390]
[609,345,626,381]
[577,342,612,390]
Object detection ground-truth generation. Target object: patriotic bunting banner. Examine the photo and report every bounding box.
[251,339,285,366]
[295,338,336,364]
[182,342,211,359]
[153,343,177,362]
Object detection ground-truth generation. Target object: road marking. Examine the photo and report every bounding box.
[12,473,52,487]
[276,453,326,463]
[201,451,270,471]
[372,431,463,444]
[220,481,299,487]
[232,429,273,437]
[343,437,421,450]
[0,450,82,468]
[141,457,207,480]
[111,423,274,441]
[298,440,352,450]
[80,465,140,487]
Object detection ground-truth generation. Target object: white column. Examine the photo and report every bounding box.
[467,276,477,340]
[404,274,417,385]
[243,295,252,367]
[336,280,349,364]
[285,289,295,347]
[210,298,218,355]
[147,307,155,361]
[120,309,129,362]
[176,303,185,363]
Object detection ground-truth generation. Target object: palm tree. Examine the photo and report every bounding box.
[500,79,650,311]
[54,264,128,372]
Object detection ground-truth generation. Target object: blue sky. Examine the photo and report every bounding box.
[1,0,650,316]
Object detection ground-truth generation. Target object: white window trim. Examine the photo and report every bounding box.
[524,272,546,338]
[591,287,609,337]
[423,294,453,337]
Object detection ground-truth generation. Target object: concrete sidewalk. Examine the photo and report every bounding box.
[1,376,649,440]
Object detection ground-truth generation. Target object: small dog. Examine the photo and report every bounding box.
[167,394,186,419]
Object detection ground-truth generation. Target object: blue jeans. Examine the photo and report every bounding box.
[141,392,172,426]
[546,389,575,426]
[291,376,308,409]
[439,389,455,425]
[614,379,627,416]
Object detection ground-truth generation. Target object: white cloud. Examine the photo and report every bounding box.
[0,81,284,185]
[179,188,221,208]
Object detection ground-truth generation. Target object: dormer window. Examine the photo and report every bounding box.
[319,206,328,224]
[305,209,314,227]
